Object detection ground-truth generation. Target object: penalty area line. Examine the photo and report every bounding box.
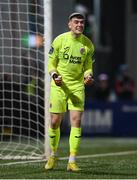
[1,150,137,166]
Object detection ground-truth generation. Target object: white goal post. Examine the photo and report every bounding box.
[0,0,52,160]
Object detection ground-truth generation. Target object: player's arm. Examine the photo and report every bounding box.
[48,38,62,86]
[83,45,94,85]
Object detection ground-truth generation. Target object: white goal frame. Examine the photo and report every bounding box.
[44,0,52,159]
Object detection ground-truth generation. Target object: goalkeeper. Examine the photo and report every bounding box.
[45,12,94,172]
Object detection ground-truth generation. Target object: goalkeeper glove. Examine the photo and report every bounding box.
[84,74,94,85]
[51,72,62,86]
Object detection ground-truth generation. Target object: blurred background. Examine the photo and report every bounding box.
[0,0,137,140]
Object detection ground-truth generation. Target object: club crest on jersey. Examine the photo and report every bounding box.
[80,47,85,54]
[49,46,54,54]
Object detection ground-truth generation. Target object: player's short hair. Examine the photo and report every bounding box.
[68,12,85,21]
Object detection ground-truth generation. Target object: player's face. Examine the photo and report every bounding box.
[68,18,85,37]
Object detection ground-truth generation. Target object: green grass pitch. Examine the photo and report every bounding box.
[0,137,137,179]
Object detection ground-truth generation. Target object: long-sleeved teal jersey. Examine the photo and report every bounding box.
[48,31,94,90]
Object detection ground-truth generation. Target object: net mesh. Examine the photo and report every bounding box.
[0,0,45,159]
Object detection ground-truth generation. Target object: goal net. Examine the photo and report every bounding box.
[0,0,51,160]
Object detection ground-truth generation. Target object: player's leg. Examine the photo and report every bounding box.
[45,113,62,170]
[45,87,66,170]
[67,90,84,171]
[49,113,62,156]
[67,110,83,171]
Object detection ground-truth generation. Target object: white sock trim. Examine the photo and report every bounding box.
[69,155,76,163]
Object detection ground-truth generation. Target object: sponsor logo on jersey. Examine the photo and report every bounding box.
[80,47,85,54]
[49,46,54,54]
[63,47,81,64]
[63,47,70,59]
[69,55,81,64]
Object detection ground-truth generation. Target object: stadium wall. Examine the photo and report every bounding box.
[61,101,137,137]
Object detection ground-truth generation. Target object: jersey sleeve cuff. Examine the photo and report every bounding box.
[50,70,58,77]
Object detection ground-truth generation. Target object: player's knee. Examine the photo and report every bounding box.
[71,117,81,127]
[50,114,61,128]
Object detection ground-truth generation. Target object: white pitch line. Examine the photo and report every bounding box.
[60,150,137,160]
[1,150,137,166]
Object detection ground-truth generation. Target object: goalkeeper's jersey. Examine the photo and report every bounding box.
[48,31,94,90]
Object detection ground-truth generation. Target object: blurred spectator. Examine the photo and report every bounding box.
[94,73,111,101]
[21,34,44,48]
[114,64,135,100]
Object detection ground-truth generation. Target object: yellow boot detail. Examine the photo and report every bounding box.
[45,156,57,170]
[67,162,81,172]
